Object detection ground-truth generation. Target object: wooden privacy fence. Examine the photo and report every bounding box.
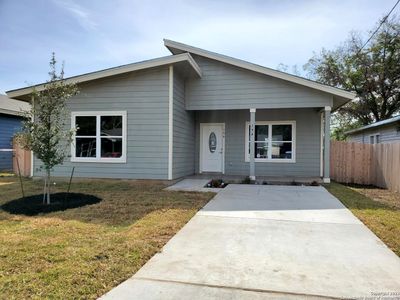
[330,140,400,192]
[12,138,31,177]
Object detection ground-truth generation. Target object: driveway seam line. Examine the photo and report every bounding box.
[196,213,363,226]
[133,276,342,299]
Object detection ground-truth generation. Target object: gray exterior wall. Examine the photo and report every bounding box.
[33,67,170,179]
[348,124,400,144]
[172,71,195,179]
[31,55,332,180]
[185,55,333,110]
[195,108,321,177]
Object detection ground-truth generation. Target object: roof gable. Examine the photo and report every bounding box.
[164,39,355,110]
[184,55,333,110]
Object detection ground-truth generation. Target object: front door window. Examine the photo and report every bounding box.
[209,132,217,153]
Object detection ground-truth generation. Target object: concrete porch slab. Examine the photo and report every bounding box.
[165,179,222,192]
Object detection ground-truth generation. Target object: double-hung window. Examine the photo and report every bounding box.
[71,111,127,163]
[370,134,380,144]
[245,121,295,162]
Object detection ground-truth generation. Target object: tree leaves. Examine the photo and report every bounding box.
[17,53,79,172]
[305,17,400,126]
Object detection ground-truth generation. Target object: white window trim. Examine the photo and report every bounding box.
[71,111,127,163]
[369,133,380,144]
[245,120,296,163]
[369,135,375,144]
[375,133,380,144]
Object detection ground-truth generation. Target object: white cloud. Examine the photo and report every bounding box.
[82,0,390,69]
[53,0,97,31]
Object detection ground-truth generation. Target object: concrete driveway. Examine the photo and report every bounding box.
[100,184,400,299]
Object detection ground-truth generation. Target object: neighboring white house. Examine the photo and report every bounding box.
[346,115,400,144]
[6,40,355,182]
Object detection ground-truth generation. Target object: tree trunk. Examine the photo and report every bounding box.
[46,169,51,205]
[43,176,47,204]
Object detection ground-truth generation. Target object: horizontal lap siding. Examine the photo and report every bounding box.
[0,115,22,170]
[186,55,332,110]
[173,72,195,179]
[348,133,364,143]
[348,125,400,144]
[195,109,321,177]
[33,67,169,179]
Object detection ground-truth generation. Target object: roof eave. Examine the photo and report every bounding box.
[0,108,23,116]
[345,116,400,135]
[7,53,202,100]
[164,39,356,101]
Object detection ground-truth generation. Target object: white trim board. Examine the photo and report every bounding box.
[168,66,174,180]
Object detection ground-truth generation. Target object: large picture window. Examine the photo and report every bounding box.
[245,121,295,162]
[71,111,127,163]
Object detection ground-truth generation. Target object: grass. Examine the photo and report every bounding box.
[324,182,400,257]
[0,172,15,177]
[0,177,214,299]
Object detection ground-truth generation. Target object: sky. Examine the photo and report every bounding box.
[0,0,398,93]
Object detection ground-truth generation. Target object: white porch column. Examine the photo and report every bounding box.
[249,108,256,181]
[323,106,331,183]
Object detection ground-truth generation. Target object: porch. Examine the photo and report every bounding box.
[190,107,331,182]
[186,174,323,184]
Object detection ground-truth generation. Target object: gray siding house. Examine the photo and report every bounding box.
[7,40,355,183]
[346,115,400,144]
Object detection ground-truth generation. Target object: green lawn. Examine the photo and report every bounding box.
[0,177,214,299]
[324,182,400,257]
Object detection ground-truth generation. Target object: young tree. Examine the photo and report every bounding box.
[305,17,400,127]
[18,54,79,204]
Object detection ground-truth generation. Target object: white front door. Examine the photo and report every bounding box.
[200,123,224,173]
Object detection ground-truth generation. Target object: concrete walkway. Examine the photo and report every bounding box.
[100,184,400,299]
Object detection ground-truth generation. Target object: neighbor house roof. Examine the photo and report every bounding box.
[164,39,356,110]
[7,53,201,101]
[345,115,400,135]
[0,94,30,116]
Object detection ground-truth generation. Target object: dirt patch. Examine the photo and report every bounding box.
[350,186,400,209]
